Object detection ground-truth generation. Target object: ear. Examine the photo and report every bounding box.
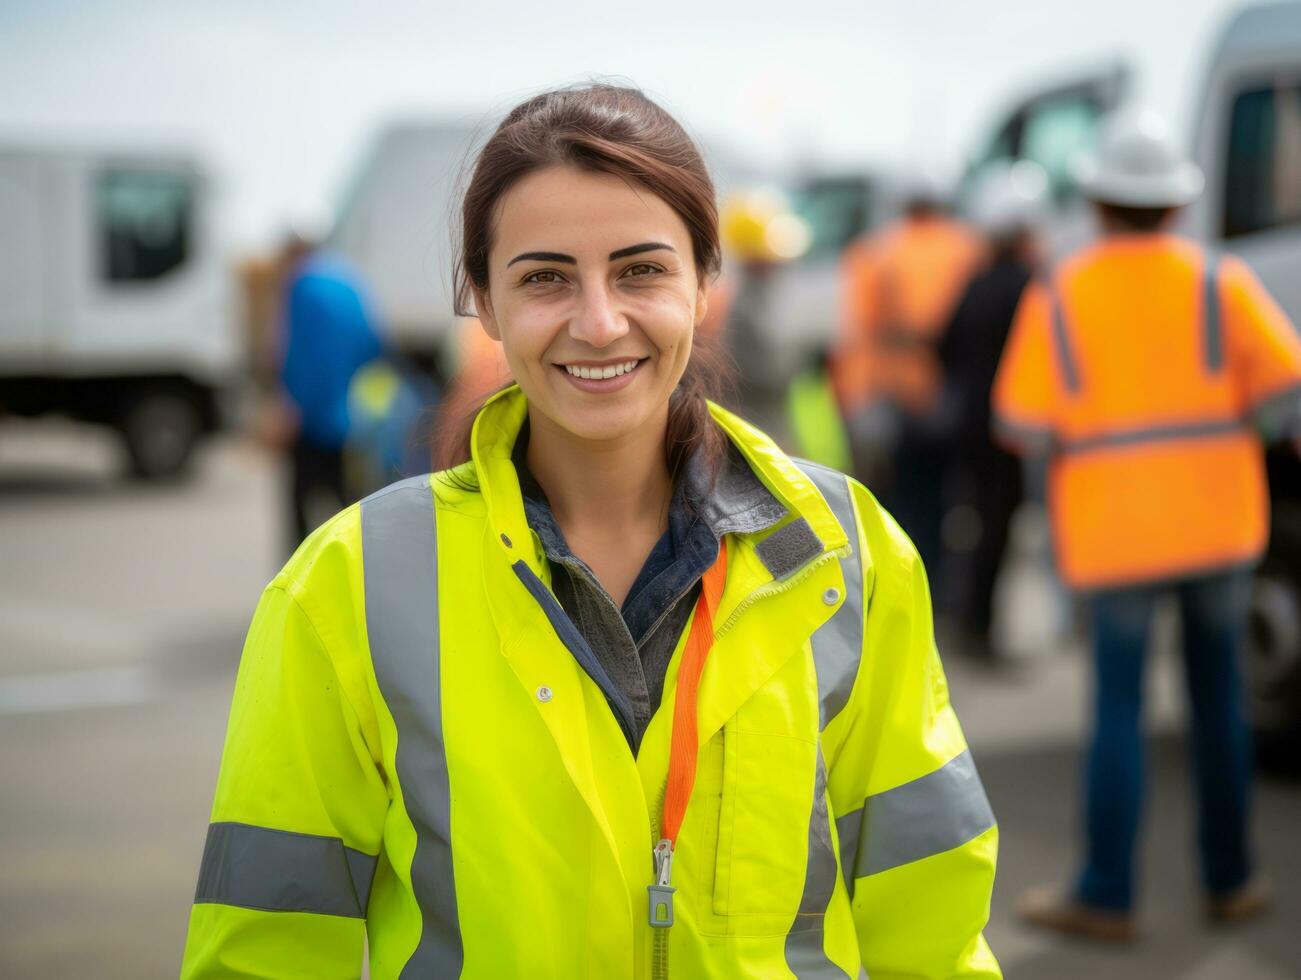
[475,289,501,341]
[693,279,710,328]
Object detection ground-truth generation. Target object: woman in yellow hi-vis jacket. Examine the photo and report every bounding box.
[181,84,1000,979]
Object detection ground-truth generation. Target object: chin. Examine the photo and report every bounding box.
[550,397,658,444]
[559,411,649,444]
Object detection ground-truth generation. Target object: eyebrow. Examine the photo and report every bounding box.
[609,242,676,260]
[505,242,677,267]
[507,251,576,267]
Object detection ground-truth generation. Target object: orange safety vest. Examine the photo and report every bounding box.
[834,216,983,415]
[993,235,1301,589]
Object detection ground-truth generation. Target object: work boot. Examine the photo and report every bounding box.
[1207,878,1272,924]
[1018,886,1137,941]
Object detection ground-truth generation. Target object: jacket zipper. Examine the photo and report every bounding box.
[646,550,839,979]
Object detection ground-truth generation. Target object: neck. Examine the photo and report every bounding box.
[525,406,674,537]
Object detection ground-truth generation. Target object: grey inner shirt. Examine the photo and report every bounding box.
[513,425,788,750]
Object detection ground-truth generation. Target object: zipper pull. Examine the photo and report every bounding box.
[647,838,675,928]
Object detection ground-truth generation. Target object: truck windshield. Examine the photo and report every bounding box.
[98,168,193,282]
[962,83,1112,206]
[789,178,872,260]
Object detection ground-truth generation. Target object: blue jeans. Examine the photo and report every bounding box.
[1076,570,1255,911]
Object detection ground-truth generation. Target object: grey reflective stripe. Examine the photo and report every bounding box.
[1049,285,1081,394]
[992,415,1055,455]
[784,750,851,979]
[781,462,862,976]
[1204,253,1223,372]
[834,806,865,898]
[836,749,995,888]
[361,476,463,977]
[1254,381,1301,438]
[194,821,376,918]
[794,461,865,730]
[1059,418,1248,454]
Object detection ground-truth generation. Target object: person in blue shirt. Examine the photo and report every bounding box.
[278,235,384,550]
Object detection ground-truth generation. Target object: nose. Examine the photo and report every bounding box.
[569,282,628,349]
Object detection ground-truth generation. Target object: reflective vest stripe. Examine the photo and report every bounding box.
[1204,253,1223,372]
[1049,286,1082,394]
[1255,380,1301,432]
[786,462,864,977]
[835,749,995,888]
[360,476,463,977]
[795,462,866,730]
[1051,251,1224,397]
[784,749,852,979]
[193,821,377,918]
[1059,418,1248,454]
[993,415,1055,454]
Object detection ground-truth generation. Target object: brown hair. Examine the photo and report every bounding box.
[436,83,730,481]
[1095,202,1176,233]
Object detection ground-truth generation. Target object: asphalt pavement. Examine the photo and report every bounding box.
[0,420,1297,979]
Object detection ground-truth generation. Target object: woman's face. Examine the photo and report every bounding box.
[476,165,708,444]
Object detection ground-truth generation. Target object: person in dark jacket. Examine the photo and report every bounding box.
[938,162,1048,661]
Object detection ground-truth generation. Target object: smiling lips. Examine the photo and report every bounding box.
[562,359,641,380]
[557,357,646,390]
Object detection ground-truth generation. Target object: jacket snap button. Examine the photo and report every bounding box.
[536,686,554,703]
[500,533,513,548]
[823,587,841,606]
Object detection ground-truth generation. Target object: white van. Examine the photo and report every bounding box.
[964,1,1301,766]
[328,120,480,380]
[0,144,238,479]
[964,3,1301,307]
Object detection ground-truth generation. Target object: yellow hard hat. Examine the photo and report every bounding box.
[720,188,811,263]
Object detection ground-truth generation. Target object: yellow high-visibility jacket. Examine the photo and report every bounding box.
[181,385,1000,979]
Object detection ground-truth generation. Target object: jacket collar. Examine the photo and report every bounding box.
[469,385,849,575]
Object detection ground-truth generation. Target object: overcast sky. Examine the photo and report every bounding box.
[0,0,1256,250]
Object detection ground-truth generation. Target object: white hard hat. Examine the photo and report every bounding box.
[967,160,1049,236]
[899,166,951,207]
[1072,109,1204,208]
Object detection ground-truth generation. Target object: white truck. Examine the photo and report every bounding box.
[962,1,1301,766]
[327,120,480,381]
[0,144,238,479]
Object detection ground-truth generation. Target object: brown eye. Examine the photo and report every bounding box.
[523,270,563,285]
[622,263,661,278]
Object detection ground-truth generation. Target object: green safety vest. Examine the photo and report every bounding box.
[788,367,853,474]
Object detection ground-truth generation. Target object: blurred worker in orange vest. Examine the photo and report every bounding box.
[834,175,983,572]
[995,111,1301,939]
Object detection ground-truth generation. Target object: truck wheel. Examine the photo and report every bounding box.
[119,387,203,480]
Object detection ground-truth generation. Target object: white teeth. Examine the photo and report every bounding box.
[564,359,641,380]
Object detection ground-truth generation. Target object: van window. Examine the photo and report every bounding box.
[1020,98,1102,200]
[961,93,1104,207]
[98,169,192,282]
[1224,80,1301,239]
[790,177,872,259]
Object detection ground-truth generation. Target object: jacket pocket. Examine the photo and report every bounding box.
[713,716,819,919]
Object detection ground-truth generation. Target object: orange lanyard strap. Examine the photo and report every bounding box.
[649,540,727,930]
[662,538,727,844]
